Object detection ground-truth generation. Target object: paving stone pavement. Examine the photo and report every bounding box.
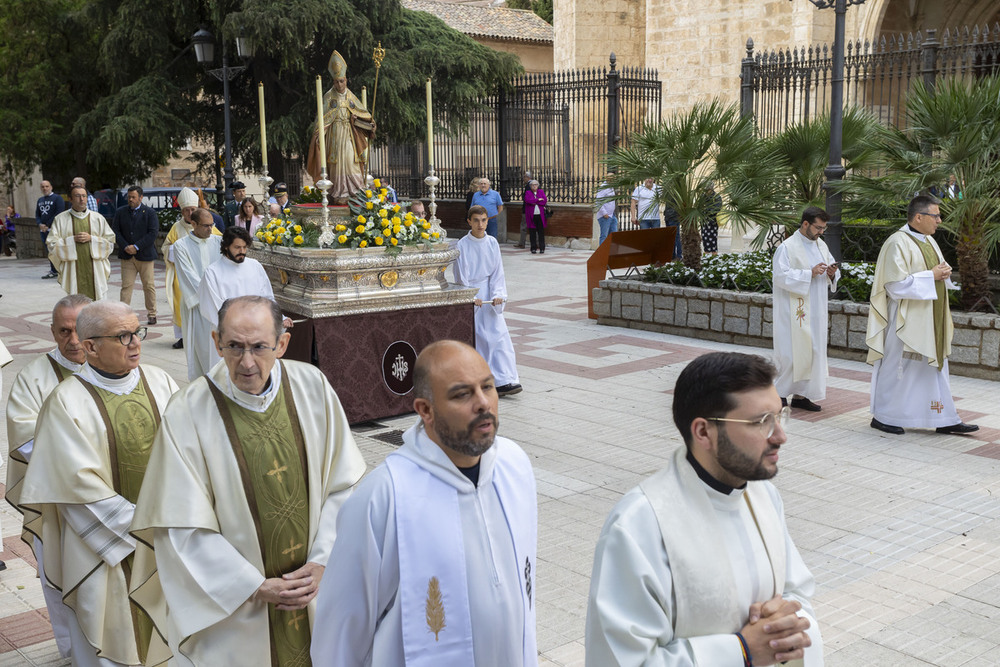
[1,233,999,666]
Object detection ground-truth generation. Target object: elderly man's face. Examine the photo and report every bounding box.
[213,302,289,396]
[181,206,197,224]
[70,189,88,212]
[51,305,86,365]
[479,180,490,193]
[644,178,655,189]
[71,178,84,189]
[421,345,499,460]
[84,312,143,375]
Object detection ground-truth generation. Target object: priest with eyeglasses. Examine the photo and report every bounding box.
[586,352,823,667]
[20,301,179,667]
[130,295,365,667]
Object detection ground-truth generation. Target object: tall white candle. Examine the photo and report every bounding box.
[258,82,268,167]
[426,78,434,166]
[315,76,326,174]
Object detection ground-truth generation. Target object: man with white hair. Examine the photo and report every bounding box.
[173,209,223,380]
[5,294,92,658]
[21,300,178,667]
[46,185,116,300]
[470,177,504,239]
[162,187,220,349]
[131,296,365,666]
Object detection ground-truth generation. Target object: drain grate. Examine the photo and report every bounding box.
[370,429,405,448]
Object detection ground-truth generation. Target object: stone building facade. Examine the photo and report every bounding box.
[554,0,1000,116]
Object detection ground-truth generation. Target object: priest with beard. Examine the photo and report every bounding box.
[198,226,293,331]
[586,352,822,666]
[312,340,538,667]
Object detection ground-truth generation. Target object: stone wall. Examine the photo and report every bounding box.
[594,279,1000,380]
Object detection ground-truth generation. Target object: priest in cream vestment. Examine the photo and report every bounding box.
[47,186,116,300]
[5,295,91,658]
[172,209,223,380]
[771,207,839,411]
[162,187,221,344]
[20,301,179,667]
[130,296,366,667]
[865,195,978,435]
[312,341,538,667]
[586,352,822,667]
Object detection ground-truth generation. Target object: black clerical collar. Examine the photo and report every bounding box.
[457,460,481,487]
[685,449,744,495]
[907,224,922,235]
[92,366,130,380]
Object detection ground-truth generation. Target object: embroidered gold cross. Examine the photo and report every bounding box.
[930,401,944,414]
[282,538,304,557]
[288,611,306,630]
[267,459,288,483]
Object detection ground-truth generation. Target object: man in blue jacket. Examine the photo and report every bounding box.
[35,180,63,279]
[110,185,160,325]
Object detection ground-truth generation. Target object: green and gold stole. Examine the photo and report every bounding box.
[905,234,948,370]
[46,355,75,382]
[72,215,96,300]
[208,366,312,667]
[76,368,161,663]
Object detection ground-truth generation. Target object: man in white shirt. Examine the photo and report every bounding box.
[312,340,537,667]
[586,351,822,666]
[630,178,660,229]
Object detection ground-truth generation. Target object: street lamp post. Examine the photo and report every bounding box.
[192,27,251,210]
[793,0,866,262]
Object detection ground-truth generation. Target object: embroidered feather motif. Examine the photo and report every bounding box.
[426,576,446,640]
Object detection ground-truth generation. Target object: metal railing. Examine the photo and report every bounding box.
[741,24,1000,135]
[368,54,662,205]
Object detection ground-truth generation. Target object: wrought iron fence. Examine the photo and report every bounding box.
[367,54,661,206]
[741,23,1000,135]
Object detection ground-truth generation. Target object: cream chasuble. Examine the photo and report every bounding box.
[130,360,366,667]
[19,364,178,666]
[772,231,839,400]
[453,233,520,386]
[585,447,823,666]
[46,209,116,300]
[5,350,79,658]
[172,233,222,380]
[866,226,960,427]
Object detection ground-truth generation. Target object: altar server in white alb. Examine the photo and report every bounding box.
[130,296,366,666]
[5,294,90,658]
[586,352,822,667]
[198,226,293,331]
[771,206,839,412]
[454,205,522,396]
[312,340,538,667]
[20,301,178,667]
[866,194,978,436]
[172,208,222,380]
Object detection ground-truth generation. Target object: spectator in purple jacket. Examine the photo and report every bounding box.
[524,179,547,254]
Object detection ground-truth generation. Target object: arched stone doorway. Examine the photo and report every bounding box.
[861,0,999,42]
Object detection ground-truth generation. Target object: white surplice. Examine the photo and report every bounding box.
[453,233,519,385]
[586,448,823,667]
[130,360,366,667]
[20,364,178,667]
[197,256,276,327]
[5,349,77,657]
[867,226,960,428]
[772,230,839,401]
[172,233,222,380]
[311,422,538,667]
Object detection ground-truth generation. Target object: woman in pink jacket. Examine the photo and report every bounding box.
[523,179,547,254]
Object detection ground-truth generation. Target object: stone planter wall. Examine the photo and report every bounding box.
[593,279,1000,381]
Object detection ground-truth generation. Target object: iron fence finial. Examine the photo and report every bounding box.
[609,52,617,70]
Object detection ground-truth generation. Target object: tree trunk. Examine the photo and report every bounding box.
[956,218,992,312]
[681,223,703,273]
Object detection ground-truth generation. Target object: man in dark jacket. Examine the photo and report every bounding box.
[35,180,64,279]
[110,185,160,325]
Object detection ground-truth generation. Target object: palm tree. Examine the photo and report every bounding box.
[835,76,1000,312]
[602,100,794,272]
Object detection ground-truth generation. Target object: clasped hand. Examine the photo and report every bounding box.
[741,595,812,665]
[932,262,951,281]
[253,561,324,611]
